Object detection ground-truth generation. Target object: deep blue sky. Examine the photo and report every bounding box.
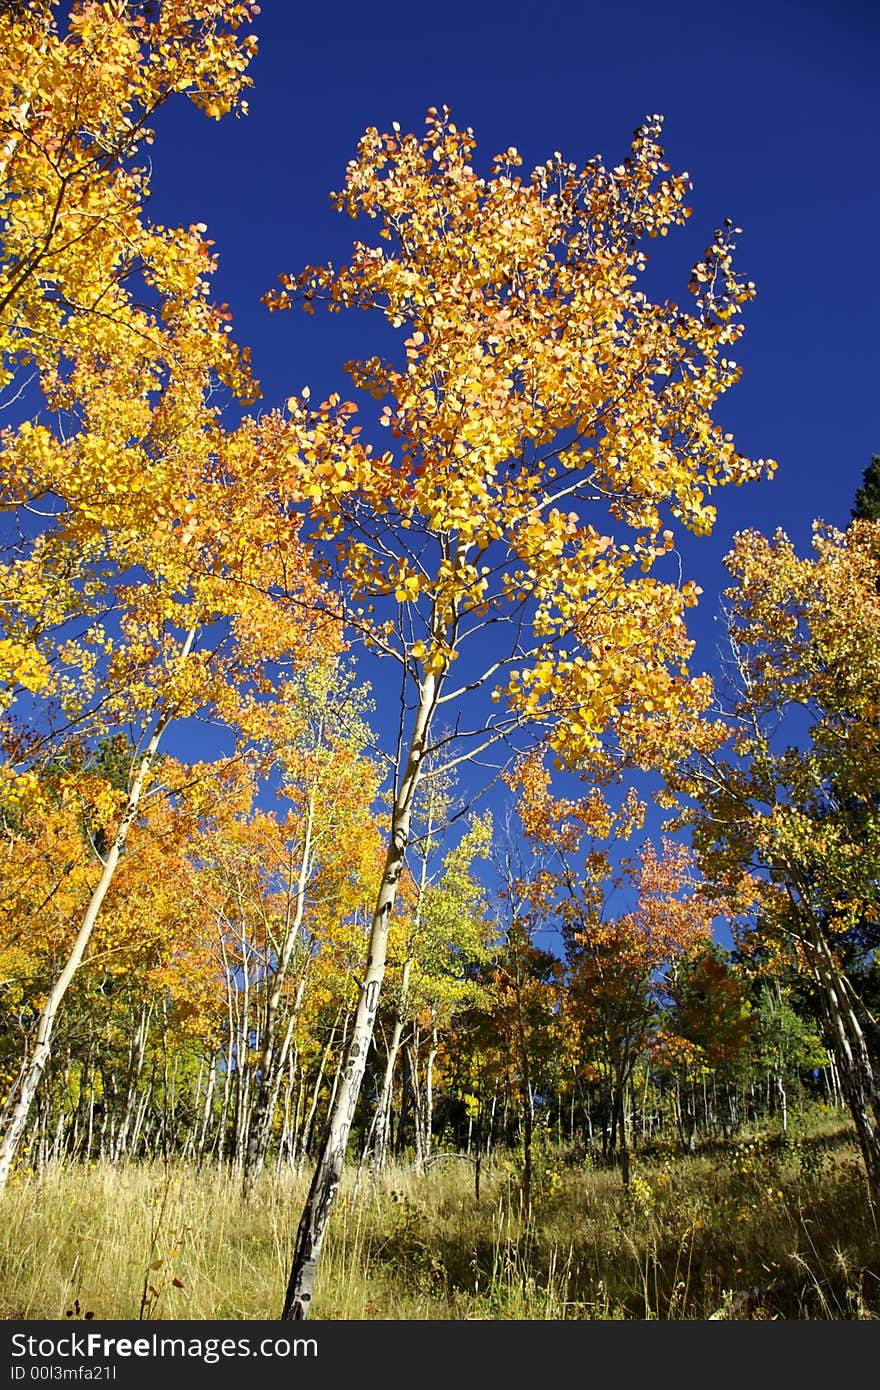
[149,0,879,636]
[146,0,879,903]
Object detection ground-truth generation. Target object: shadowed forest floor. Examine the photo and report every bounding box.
[1,1113,877,1320]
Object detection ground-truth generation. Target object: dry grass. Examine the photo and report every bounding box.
[0,1116,877,1320]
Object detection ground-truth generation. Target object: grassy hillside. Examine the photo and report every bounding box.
[1,1109,876,1320]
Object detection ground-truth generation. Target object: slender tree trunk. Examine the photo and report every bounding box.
[196,1055,218,1165]
[507,916,534,1214]
[406,1034,426,1170]
[231,915,252,1168]
[358,783,434,1187]
[776,1072,788,1133]
[281,672,437,1319]
[264,1010,299,1159]
[86,1074,96,1160]
[114,1003,152,1161]
[520,1070,534,1213]
[831,1055,842,1108]
[72,1046,94,1159]
[363,958,411,1178]
[131,1087,150,1158]
[676,1067,697,1154]
[297,1009,343,1169]
[181,1059,205,1162]
[215,934,236,1162]
[474,1106,482,1204]
[280,1048,299,1166]
[611,1069,630,1187]
[51,1105,65,1163]
[323,1014,351,1130]
[244,800,315,1195]
[508,946,534,1212]
[424,1023,438,1162]
[807,919,880,1208]
[0,633,194,1194]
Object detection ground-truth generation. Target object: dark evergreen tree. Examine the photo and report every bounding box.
[853,454,880,522]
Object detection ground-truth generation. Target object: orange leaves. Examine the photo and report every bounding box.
[624,839,717,960]
[506,743,717,1074]
[559,838,718,1075]
[507,747,643,859]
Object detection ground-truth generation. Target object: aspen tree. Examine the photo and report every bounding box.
[266,109,773,1316]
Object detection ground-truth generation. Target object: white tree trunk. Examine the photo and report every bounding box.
[280,672,437,1319]
[0,633,194,1193]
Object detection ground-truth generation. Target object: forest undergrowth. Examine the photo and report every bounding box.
[1,1109,876,1321]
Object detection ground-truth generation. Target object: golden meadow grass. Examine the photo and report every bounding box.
[1,1117,877,1320]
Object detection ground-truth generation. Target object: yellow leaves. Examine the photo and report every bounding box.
[0,638,50,694]
[200,98,231,120]
[4,99,780,952]
[0,1,259,411]
[392,566,422,603]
